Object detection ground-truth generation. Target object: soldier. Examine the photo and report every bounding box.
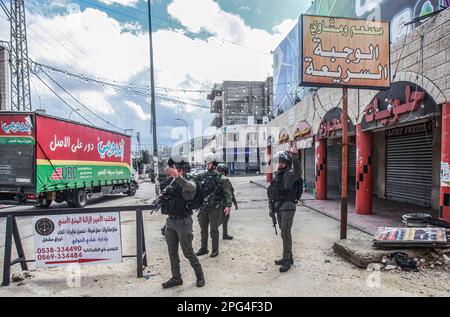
[267,144,302,273]
[160,155,205,288]
[217,163,238,240]
[193,153,232,258]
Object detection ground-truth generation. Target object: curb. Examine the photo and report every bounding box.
[249,180,373,236]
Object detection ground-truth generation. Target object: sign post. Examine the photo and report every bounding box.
[341,87,348,239]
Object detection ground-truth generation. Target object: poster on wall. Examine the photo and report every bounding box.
[301,15,391,89]
[33,212,122,268]
[442,162,450,187]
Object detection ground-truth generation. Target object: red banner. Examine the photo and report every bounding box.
[36,115,131,166]
[0,114,35,137]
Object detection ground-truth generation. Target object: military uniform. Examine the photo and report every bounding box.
[193,170,233,256]
[160,175,204,287]
[268,152,302,271]
[220,179,237,239]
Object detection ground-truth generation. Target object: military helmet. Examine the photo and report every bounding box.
[204,152,219,165]
[272,151,292,166]
[168,155,190,170]
[217,163,229,175]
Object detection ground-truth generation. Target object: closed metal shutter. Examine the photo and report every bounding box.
[327,143,356,196]
[348,144,356,194]
[386,125,433,207]
[305,148,315,190]
[327,144,341,195]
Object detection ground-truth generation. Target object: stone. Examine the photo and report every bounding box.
[11,274,24,282]
[367,263,382,272]
[436,261,443,266]
[384,265,397,271]
[333,239,427,269]
[430,264,435,269]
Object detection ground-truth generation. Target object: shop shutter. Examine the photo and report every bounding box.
[327,144,341,196]
[348,144,357,194]
[386,128,433,207]
[305,148,315,191]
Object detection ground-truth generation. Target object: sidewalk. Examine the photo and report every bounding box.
[249,179,437,236]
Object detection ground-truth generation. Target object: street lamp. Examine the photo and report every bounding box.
[69,108,80,120]
[176,118,189,160]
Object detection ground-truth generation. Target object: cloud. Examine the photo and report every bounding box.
[0,0,299,144]
[124,100,152,120]
[98,0,139,6]
[77,89,116,115]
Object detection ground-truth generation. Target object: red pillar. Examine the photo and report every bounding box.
[266,144,273,183]
[355,124,373,215]
[315,138,327,200]
[440,103,450,221]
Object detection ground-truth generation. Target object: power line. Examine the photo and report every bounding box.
[32,71,95,126]
[34,63,127,132]
[31,61,210,109]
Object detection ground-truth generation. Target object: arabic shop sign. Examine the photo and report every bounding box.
[279,129,290,144]
[361,81,439,131]
[318,107,355,139]
[33,212,122,268]
[293,121,312,140]
[301,15,390,89]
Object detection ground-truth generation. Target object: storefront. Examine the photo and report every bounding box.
[316,108,356,199]
[293,121,314,191]
[358,81,441,214]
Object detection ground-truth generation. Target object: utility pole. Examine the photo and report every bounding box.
[340,87,349,240]
[147,0,159,193]
[10,0,32,111]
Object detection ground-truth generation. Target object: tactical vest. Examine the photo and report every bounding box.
[160,182,192,217]
[201,174,223,203]
[267,169,299,202]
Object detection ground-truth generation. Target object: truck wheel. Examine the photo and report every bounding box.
[127,182,137,197]
[73,190,88,208]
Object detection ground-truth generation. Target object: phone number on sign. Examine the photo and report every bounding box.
[37,252,83,261]
[37,246,82,254]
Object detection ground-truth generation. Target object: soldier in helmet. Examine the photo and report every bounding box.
[217,163,238,240]
[193,153,233,258]
[267,144,302,273]
[160,155,205,288]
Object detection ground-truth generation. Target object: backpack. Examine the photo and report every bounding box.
[186,181,203,211]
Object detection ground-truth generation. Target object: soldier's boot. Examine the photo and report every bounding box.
[196,271,205,288]
[162,277,183,289]
[275,255,294,266]
[223,234,233,240]
[210,249,219,258]
[195,248,209,256]
[279,260,292,273]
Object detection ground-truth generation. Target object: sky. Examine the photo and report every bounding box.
[0,0,311,148]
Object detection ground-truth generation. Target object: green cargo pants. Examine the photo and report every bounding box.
[276,210,296,261]
[198,206,222,251]
[221,213,230,237]
[165,216,203,278]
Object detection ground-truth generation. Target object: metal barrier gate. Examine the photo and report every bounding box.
[0,205,154,287]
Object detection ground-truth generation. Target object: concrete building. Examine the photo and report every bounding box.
[208,79,272,129]
[0,46,10,111]
[266,8,450,221]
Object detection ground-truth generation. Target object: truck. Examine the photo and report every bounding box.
[0,112,139,208]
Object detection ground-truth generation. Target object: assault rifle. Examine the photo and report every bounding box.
[268,200,278,235]
[149,177,177,214]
